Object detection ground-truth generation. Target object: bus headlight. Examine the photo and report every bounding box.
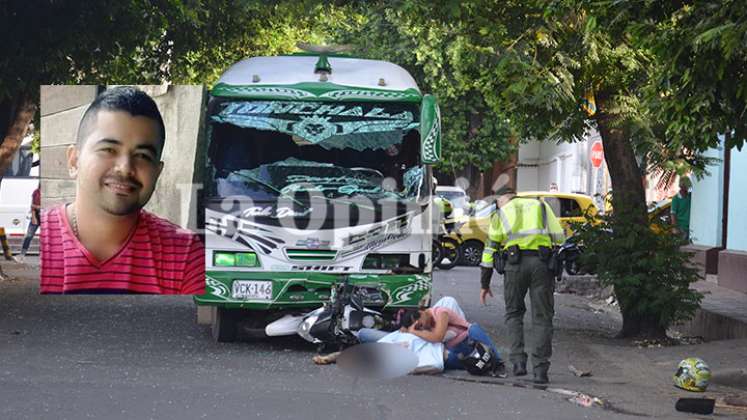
[213,251,260,267]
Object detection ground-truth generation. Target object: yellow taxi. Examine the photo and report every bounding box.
[648,199,672,234]
[454,192,599,266]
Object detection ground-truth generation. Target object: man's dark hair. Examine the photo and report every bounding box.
[400,309,421,329]
[76,86,166,151]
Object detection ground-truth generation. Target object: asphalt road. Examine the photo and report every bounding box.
[0,265,635,420]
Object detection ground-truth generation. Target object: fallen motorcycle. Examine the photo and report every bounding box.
[264,276,388,351]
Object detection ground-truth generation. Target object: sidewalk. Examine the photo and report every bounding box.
[676,279,747,341]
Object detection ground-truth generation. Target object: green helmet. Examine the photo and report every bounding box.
[673,357,711,392]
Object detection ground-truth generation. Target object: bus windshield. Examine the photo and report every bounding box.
[206,100,423,204]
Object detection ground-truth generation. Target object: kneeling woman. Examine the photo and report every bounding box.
[399,306,505,373]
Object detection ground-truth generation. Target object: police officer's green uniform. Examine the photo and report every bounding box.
[480,190,564,383]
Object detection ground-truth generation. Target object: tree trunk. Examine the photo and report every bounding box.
[455,108,487,199]
[594,93,665,339]
[455,163,481,199]
[482,151,517,197]
[480,135,518,198]
[594,95,647,223]
[0,94,37,176]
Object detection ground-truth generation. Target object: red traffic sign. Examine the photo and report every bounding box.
[590,141,604,168]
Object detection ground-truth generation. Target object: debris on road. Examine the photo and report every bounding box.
[568,364,592,377]
[569,392,605,408]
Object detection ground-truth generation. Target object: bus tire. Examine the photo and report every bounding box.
[211,307,238,342]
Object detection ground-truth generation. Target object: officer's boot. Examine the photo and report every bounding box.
[513,361,527,377]
[533,365,549,384]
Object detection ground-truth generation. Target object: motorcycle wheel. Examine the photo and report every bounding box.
[437,238,462,270]
[432,240,444,267]
[460,240,484,266]
[565,259,580,276]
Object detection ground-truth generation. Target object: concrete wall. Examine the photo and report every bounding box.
[40,85,99,208]
[39,85,206,229]
[517,136,592,194]
[690,140,726,247]
[726,147,747,252]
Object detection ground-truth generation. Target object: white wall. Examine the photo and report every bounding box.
[690,140,725,247]
[726,146,747,252]
[517,130,597,194]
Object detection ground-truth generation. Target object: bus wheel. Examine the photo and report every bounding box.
[211,307,238,342]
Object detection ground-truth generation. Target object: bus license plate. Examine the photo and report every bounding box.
[232,281,272,300]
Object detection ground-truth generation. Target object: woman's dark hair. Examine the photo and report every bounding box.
[399,309,421,329]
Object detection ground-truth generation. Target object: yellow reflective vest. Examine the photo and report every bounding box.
[481,197,565,266]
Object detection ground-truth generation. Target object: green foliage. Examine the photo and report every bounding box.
[31,128,40,155]
[1,1,352,94]
[629,0,747,152]
[572,204,703,335]
[332,3,517,173]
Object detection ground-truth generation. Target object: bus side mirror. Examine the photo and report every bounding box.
[420,95,441,164]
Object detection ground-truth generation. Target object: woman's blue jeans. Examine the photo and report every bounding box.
[444,324,501,370]
[357,328,390,343]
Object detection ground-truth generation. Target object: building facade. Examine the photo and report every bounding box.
[688,137,747,293]
[517,129,611,211]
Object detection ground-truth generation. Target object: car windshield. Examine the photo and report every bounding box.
[437,190,468,208]
[206,99,423,204]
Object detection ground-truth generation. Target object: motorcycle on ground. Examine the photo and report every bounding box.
[264,276,390,351]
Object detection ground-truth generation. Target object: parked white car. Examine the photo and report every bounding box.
[435,186,469,217]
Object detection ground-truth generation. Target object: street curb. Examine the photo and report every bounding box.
[675,307,747,341]
[439,372,647,417]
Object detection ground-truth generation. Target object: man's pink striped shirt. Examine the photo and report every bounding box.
[40,205,205,294]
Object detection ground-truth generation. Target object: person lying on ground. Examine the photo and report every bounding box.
[397,306,505,374]
[314,296,505,376]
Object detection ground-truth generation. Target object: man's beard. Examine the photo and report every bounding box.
[97,175,148,216]
[99,196,146,216]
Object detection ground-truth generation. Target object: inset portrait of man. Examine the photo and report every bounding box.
[40,86,205,294]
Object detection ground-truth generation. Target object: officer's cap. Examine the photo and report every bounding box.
[495,186,516,196]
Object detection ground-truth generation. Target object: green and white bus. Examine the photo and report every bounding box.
[196,48,441,341]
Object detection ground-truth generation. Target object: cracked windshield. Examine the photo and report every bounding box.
[207,100,423,207]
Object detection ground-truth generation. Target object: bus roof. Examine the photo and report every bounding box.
[216,56,421,93]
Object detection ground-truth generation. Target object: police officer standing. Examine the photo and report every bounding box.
[479,187,565,383]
